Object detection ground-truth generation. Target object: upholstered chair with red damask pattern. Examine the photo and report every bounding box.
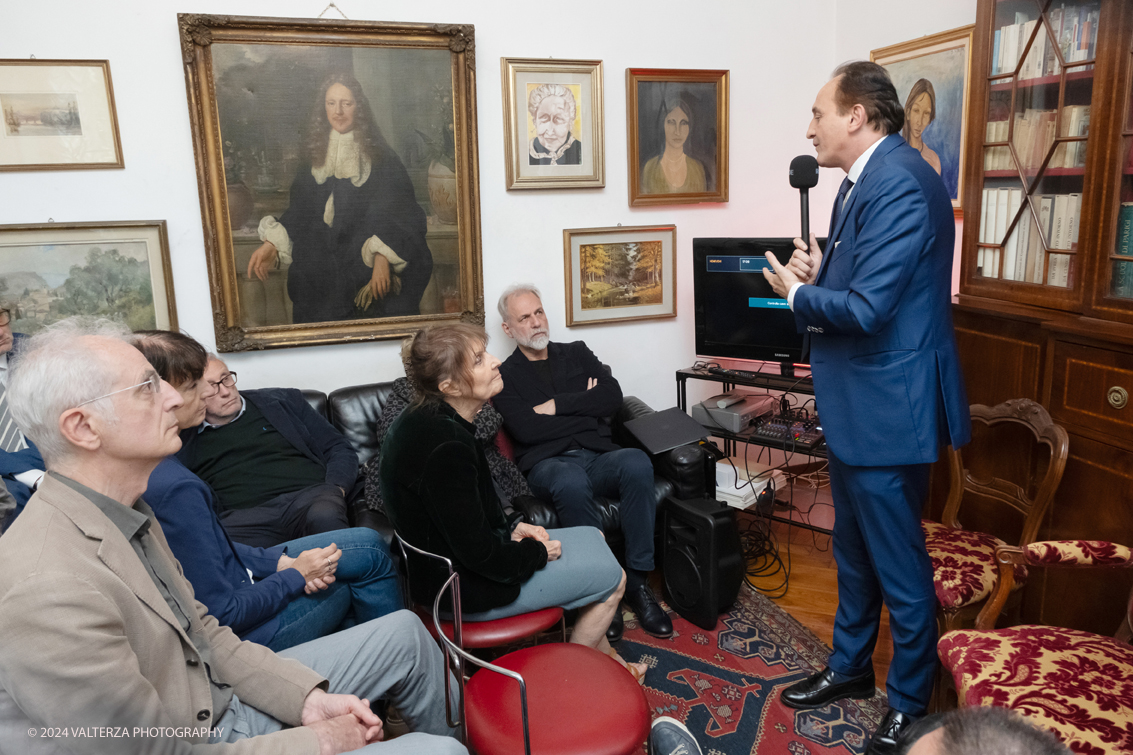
[922,399,1069,634]
[939,540,1133,755]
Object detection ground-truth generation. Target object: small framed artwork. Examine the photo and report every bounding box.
[501,57,604,190]
[0,60,124,171]
[626,68,728,207]
[180,14,484,351]
[872,25,974,217]
[563,224,676,326]
[0,221,177,332]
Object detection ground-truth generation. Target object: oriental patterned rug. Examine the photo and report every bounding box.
[617,585,888,755]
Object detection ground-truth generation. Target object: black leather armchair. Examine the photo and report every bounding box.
[302,385,715,553]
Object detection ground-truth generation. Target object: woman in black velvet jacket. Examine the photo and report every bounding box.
[380,323,645,681]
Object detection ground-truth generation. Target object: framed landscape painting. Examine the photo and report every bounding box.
[872,25,974,216]
[0,59,124,171]
[563,224,676,326]
[501,57,604,189]
[179,14,483,351]
[626,68,728,207]
[0,221,176,332]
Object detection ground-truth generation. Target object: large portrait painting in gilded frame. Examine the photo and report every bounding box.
[179,15,483,352]
[872,25,974,216]
[563,224,676,326]
[0,221,176,332]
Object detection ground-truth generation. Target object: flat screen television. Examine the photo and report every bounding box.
[692,237,826,373]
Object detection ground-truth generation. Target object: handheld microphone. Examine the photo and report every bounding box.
[789,155,820,244]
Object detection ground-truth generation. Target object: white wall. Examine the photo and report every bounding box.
[0,0,975,408]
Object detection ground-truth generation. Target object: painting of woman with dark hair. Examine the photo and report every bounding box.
[640,94,707,194]
[902,78,942,176]
[246,73,432,323]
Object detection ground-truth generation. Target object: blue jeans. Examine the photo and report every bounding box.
[526,447,657,572]
[266,527,403,651]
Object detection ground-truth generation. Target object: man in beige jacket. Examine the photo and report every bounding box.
[0,318,464,755]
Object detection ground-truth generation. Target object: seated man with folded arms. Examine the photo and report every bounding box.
[177,354,358,547]
[135,330,403,651]
[0,317,463,755]
[493,283,673,639]
[0,304,47,528]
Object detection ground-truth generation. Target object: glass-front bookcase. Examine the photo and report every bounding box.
[962,0,1133,322]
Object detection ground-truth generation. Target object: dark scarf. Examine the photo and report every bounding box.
[363,378,532,514]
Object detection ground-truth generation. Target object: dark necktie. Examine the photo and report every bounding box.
[828,176,854,237]
[0,383,24,452]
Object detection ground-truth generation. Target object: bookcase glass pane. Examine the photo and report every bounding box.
[984,145,1012,175]
[1044,1,1101,67]
[978,177,1025,279]
[1013,82,1060,178]
[991,0,1045,77]
[1019,18,1059,83]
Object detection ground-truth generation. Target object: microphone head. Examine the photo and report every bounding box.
[789,155,820,189]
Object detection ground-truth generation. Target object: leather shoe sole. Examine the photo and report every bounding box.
[865,708,916,755]
[780,666,875,710]
[606,608,624,643]
[625,585,674,638]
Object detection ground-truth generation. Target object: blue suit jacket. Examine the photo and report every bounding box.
[0,333,45,510]
[177,387,359,493]
[793,135,971,467]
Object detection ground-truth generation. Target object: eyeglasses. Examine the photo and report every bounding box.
[207,371,237,391]
[76,374,161,407]
[0,310,10,327]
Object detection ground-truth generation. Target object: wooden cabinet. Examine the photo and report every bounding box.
[956,0,1133,634]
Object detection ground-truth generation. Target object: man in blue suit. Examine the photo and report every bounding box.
[764,61,971,754]
[0,315,47,528]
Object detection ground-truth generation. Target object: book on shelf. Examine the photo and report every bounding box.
[1047,252,1071,287]
[1002,188,1024,280]
[980,189,991,243]
[1067,193,1081,249]
[995,187,1011,247]
[1113,259,1133,299]
[1117,203,1133,257]
[1024,212,1043,283]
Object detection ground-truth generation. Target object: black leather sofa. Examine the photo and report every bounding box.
[303,382,715,553]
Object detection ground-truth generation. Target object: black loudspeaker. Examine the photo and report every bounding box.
[662,496,744,630]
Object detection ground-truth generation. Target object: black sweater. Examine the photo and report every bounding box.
[380,401,547,613]
[494,341,623,471]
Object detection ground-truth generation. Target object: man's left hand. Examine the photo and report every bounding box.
[763,251,803,299]
[533,398,556,415]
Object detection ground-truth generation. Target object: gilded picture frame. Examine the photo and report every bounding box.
[179,14,484,352]
[0,221,176,332]
[501,57,604,190]
[563,224,676,326]
[626,68,728,207]
[872,25,974,217]
[0,59,124,171]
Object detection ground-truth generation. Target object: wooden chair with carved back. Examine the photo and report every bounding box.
[921,398,1069,634]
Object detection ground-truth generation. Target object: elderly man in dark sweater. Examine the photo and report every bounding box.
[493,284,673,639]
[177,356,357,548]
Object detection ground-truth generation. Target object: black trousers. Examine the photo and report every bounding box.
[218,482,349,548]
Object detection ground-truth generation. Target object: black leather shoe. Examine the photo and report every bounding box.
[780,667,875,710]
[606,608,624,643]
[624,584,674,638]
[866,708,917,755]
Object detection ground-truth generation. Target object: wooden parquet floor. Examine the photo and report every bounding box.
[748,517,894,688]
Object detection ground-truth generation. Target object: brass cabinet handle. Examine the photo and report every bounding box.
[1108,386,1128,410]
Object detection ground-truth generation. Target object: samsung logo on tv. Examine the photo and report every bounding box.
[774,352,789,358]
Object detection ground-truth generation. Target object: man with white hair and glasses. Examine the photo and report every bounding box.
[0,317,463,755]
